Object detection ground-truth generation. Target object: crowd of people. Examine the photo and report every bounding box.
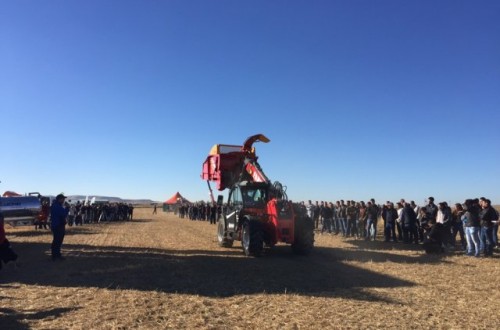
[177,196,499,257]
[177,202,220,224]
[35,199,134,229]
[304,197,498,257]
[65,201,134,226]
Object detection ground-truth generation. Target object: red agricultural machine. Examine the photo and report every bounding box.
[201,134,314,256]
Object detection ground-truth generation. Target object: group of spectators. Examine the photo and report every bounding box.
[65,201,134,226]
[177,202,220,224]
[305,197,499,257]
[36,200,134,229]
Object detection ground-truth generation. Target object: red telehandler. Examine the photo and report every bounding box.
[201,134,314,256]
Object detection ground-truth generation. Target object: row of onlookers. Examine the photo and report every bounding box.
[305,197,498,256]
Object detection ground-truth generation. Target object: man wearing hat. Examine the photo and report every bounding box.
[50,193,69,261]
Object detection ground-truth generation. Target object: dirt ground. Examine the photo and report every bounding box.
[1,208,499,329]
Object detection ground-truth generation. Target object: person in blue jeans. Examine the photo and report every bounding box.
[334,201,342,235]
[338,200,348,237]
[382,202,398,242]
[400,200,419,244]
[462,199,481,257]
[320,202,333,234]
[365,200,379,241]
[493,220,499,248]
[346,200,357,237]
[50,194,69,261]
[451,203,466,250]
[479,198,498,256]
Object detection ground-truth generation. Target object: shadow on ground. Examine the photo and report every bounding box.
[5,219,150,239]
[127,218,153,223]
[8,227,100,238]
[0,307,77,330]
[338,239,454,263]
[0,240,421,302]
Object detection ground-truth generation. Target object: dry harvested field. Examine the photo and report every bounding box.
[1,208,499,329]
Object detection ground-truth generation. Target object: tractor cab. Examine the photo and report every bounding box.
[228,181,269,210]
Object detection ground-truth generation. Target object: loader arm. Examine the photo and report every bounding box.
[242,158,270,184]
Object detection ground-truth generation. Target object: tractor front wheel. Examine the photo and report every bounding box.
[292,215,315,255]
[217,216,233,248]
[242,220,264,257]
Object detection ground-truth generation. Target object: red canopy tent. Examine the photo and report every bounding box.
[164,192,190,205]
[163,192,190,213]
[2,191,23,197]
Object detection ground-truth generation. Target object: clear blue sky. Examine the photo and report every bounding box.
[1,1,499,205]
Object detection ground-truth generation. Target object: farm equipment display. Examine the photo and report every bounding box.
[201,134,314,256]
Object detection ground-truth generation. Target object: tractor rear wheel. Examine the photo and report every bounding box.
[292,215,314,255]
[217,216,233,248]
[242,220,264,257]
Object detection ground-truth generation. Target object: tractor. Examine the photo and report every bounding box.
[201,134,314,256]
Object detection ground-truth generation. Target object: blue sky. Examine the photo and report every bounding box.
[1,1,499,205]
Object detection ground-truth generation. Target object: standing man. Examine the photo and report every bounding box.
[451,203,466,250]
[313,201,320,229]
[320,202,333,234]
[382,202,398,242]
[365,200,379,241]
[425,197,438,223]
[50,194,69,261]
[339,200,348,237]
[400,200,418,244]
[346,201,357,238]
[479,198,498,256]
[357,201,367,238]
[436,202,453,248]
[210,203,217,224]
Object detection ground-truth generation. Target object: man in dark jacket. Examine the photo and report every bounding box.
[382,202,398,242]
[320,202,333,234]
[365,201,379,241]
[479,199,498,256]
[425,197,438,223]
[50,194,69,261]
[400,200,418,244]
[463,199,481,257]
[313,201,320,229]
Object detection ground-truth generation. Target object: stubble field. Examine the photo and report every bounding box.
[1,207,499,329]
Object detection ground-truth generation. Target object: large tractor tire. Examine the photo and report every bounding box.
[292,215,315,255]
[242,220,264,257]
[217,216,234,248]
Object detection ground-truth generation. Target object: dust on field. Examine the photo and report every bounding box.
[1,208,499,329]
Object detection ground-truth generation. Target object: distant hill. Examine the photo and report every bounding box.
[66,195,159,205]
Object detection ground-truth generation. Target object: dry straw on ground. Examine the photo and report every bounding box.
[1,208,499,329]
